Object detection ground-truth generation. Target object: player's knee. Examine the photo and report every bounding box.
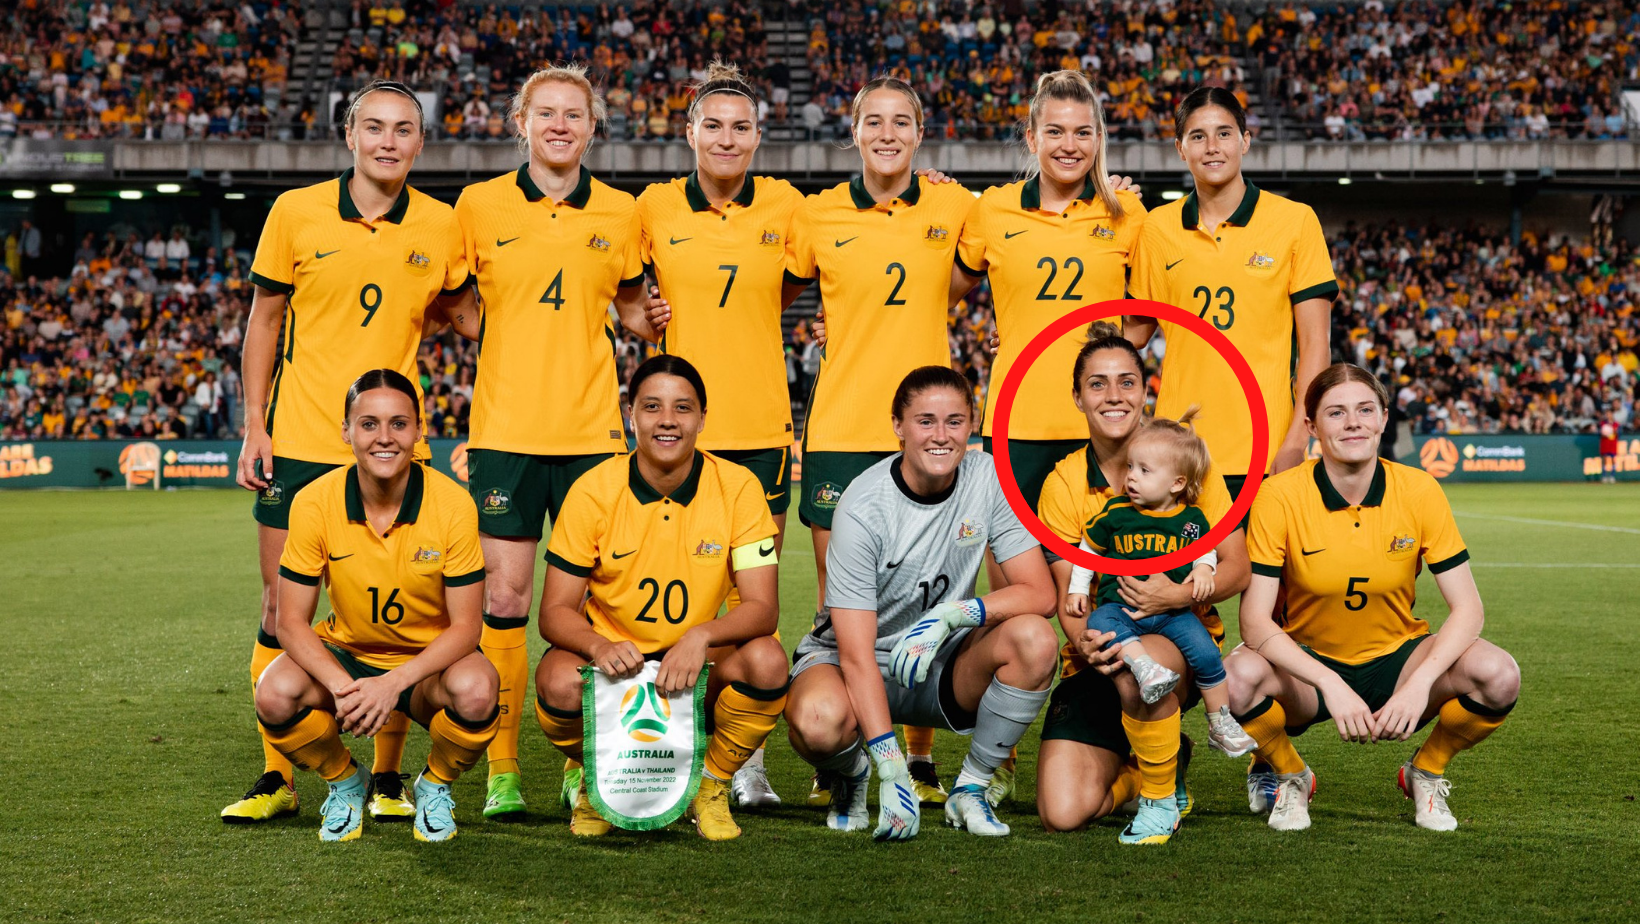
[1037,796,1094,833]
[1223,649,1268,714]
[1469,644,1521,706]
[736,636,790,689]
[1000,614,1060,676]
[446,660,500,719]
[541,664,584,712]
[484,584,532,621]
[253,669,300,725]
[786,691,853,749]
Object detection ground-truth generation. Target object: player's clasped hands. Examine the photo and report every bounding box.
[333,674,404,738]
[1371,680,1432,742]
[590,637,645,680]
[644,286,671,335]
[1320,676,1378,744]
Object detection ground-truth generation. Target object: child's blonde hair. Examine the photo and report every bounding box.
[1132,405,1212,506]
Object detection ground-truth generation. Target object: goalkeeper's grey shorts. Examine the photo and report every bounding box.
[790,628,976,733]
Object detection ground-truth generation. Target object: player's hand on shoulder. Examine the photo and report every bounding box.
[1108,174,1141,195]
[237,427,273,490]
[810,308,826,347]
[984,328,999,358]
[646,286,671,333]
[590,638,644,680]
[914,167,957,185]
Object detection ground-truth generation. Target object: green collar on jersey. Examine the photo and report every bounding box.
[1083,444,1112,491]
[1313,457,1387,511]
[684,172,756,212]
[337,168,411,224]
[1020,175,1097,211]
[628,451,704,506]
[344,463,425,524]
[1180,181,1259,231]
[848,173,922,209]
[516,164,593,208]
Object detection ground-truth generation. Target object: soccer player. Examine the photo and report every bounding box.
[255,370,497,843]
[1224,364,1520,832]
[441,64,660,820]
[227,80,468,825]
[531,355,786,841]
[634,61,805,808]
[1033,323,1250,843]
[783,366,1059,841]
[784,76,976,805]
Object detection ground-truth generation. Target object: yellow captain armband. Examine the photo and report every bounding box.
[731,539,779,570]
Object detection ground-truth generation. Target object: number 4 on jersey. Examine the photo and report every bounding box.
[539,269,565,310]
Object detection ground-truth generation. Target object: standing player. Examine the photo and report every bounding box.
[441,64,660,821]
[1225,364,1519,832]
[784,76,976,805]
[227,80,468,825]
[784,366,1059,840]
[634,61,805,808]
[532,356,787,841]
[255,370,497,843]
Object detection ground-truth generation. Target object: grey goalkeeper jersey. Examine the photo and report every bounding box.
[813,450,1038,654]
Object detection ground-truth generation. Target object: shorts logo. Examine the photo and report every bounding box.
[1091,224,1116,240]
[1245,251,1276,270]
[257,480,285,507]
[1388,534,1416,553]
[924,224,950,243]
[812,482,842,509]
[759,230,782,247]
[404,249,432,271]
[587,234,612,252]
[955,518,984,546]
[1181,522,1202,541]
[480,488,511,515]
[411,546,443,564]
[692,539,724,559]
[619,682,672,743]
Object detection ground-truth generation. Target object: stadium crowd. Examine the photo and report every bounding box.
[2,214,1635,443]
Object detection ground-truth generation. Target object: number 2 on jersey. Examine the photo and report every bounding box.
[917,575,950,611]
[635,577,690,624]
[1193,285,1235,330]
[1034,257,1086,301]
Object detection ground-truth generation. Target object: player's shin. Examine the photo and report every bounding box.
[955,679,1049,791]
[1119,711,1181,800]
[427,706,501,784]
[260,706,355,781]
[251,630,295,784]
[1412,694,1514,775]
[534,694,584,758]
[1234,697,1307,775]
[480,615,529,776]
[706,681,790,780]
[372,712,411,774]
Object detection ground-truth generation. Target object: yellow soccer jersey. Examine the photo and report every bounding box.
[545,451,778,653]
[1129,183,1337,474]
[456,165,644,456]
[279,464,486,669]
[250,170,467,464]
[957,181,1145,440]
[637,173,803,450]
[786,176,976,452]
[1247,458,1469,665]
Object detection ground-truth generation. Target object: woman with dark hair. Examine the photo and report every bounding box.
[531,355,787,842]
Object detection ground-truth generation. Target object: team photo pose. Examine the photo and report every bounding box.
[1224,364,1520,832]
[443,64,659,820]
[254,370,497,843]
[1034,324,1250,844]
[229,80,468,825]
[531,356,786,841]
[634,61,806,808]
[783,366,1058,841]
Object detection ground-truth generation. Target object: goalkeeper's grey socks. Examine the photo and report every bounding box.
[817,736,869,778]
[960,678,1049,785]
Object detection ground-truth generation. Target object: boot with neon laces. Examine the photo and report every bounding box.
[221,771,299,823]
[1207,706,1257,758]
[1267,766,1317,832]
[984,754,1016,807]
[1246,759,1278,814]
[946,783,1010,836]
[368,772,415,822]
[484,770,525,820]
[907,758,948,804]
[807,769,836,807]
[412,772,459,843]
[730,747,781,808]
[569,786,612,837]
[1398,754,1458,832]
[559,759,582,811]
[1118,795,1181,845]
[689,775,742,841]
[318,767,368,843]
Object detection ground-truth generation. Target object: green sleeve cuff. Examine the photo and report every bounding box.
[619,272,646,289]
[250,271,293,295]
[1250,562,1284,578]
[444,568,485,587]
[439,276,472,297]
[954,253,985,278]
[783,270,815,287]
[544,550,592,577]
[1290,281,1340,305]
[1428,549,1470,574]
[278,565,321,586]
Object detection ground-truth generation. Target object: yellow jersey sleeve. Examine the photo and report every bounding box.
[544,478,605,575]
[441,487,486,586]
[955,196,989,275]
[618,207,644,286]
[1413,473,1470,572]
[441,214,470,294]
[1288,205,1338,304]
[1246,482,1289,576]
[1037,454,1086,545]
[635,187,657,267]
[1126,219,1171,305]
[1196,467,1234,526]
[279,488,328,583]
[728,465,779,560]
[250,194,296,292]
[785,197,818,282]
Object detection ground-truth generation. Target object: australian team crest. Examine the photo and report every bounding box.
[1091,224,1116,240]
[759,230,782,247]
[692,539,724,560]
[1245,251,1276,269]
[924,224,949,243]
[481,488,511,515]
[404,249,432,269]
[258,480,285,507]
[1181,522,1202,541]
[411,546,443,564]
[955,518,984,546]
[1388,534,1417,553]
[813,482,843,509]
[587,234,612,252]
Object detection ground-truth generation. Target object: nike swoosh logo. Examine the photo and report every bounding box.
[834,237,858,247]
[886,559,904,569]
[1003,230,1028,239]
[423,819,445,833]
[1165,259,1184,271]
[326,808,353,834]
[496,237,519,247]
[327,553,354,561]
[758,543,775,558]
[765,492,782,501]
[1301,548,1325,556]
[611,550,636,559]
[669,236,692,245]
[315,249,341,259]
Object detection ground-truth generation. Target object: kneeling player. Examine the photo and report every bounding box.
[533,356,787,841]
[255,370,498,843]
[784,366,1059,840]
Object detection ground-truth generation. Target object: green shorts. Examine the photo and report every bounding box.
[1295,634,1431,734]
[982,437,1084,514]
[712,445,793,515]
[325,643,416,716]
[467,449,615,541]
[1040,666,1203,752]
[252,456,341,529]
[797,450,893,530]
[1223,475,1253,532]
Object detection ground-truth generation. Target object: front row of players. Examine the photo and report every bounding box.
[262,353,1519,843]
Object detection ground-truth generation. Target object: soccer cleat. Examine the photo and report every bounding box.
[908,759,948,804]
[807,769,836,807]
[1131,656,1181,705]
[825,767,871,832]
[1398,756,1458,832]
[1207,706,1257,758]
[318,770,367,842]
[984,763,1015,808]
[688,776,742,841]
[559,759,583,811]
[412,773,458,843]
[1247,762,1279,814]
[945,784,1010,836]
[570,788,612,837]
[730,762,782,808]
[368,772,415,822]
[221,771,298,823]
[483,770,526,820]
[1118,796,1181,845]
[1175,734,1195,818]
[1267,767,1317,832]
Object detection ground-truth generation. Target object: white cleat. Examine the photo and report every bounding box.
[1247,765,1278,814]
[825,767,870,832]
[944,784,1010,836]
[1267,767,1316,832]
[1398,758,1458,832]
[731,762,782,808]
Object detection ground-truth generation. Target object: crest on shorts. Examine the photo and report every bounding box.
[759,230,782,247]
[813,482,843,509]
[1181,522,1202,541]
[1091,224,1116,240]
[258,480,285,507]
[955,518,985,546]
[481,487,511,515]
[411,546,443,564]
[1245,251,1276,270]
[405,249,432,269]
[587,234,612,252]
[1388,534,1416,553]
[924,224,949,243]
[692,539,724,560]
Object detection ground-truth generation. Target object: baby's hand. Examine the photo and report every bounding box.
[1189,564,1215,602]
[1063,593,1090,619]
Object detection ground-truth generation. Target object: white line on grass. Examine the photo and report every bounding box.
[1454,512,1640,535]
[1472,562,1640,569]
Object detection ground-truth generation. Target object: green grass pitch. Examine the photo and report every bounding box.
[2,483,1637,923]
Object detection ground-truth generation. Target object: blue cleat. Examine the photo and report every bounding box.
[1119,796,1181,846]
[413,773,458,843]
[319,769,367,842]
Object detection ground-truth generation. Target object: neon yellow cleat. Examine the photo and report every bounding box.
[985,762,1016,807]
[484,771,526,820]
[368,772,415,822]
[908,760,948,805]
[570,789,612,837]
[688,776,742,841]
[221,771,298,824]
[560,759,583,810]
[806,770,834,807]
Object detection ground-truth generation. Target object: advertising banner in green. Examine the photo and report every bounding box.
[1400,434,1640,483]
[0,439,476,490]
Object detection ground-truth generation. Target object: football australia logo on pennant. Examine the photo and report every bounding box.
[619,681,672,742]
[582,662,707,831]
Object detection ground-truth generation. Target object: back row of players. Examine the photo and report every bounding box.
[225,62,1520,843]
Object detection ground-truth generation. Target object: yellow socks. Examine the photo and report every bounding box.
[481,618,528,776]
[259,707,354,782]
[1110,757,1142,811]
[904,725,936,759]
[705,681,789,780]
[372,712,411,776]
[1413,695,1513,775]
[426,707,502,785]
[1121,712,1180,800]
[535,694,584,755]
[251,631,294,784]
[1236,697,1307,776]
